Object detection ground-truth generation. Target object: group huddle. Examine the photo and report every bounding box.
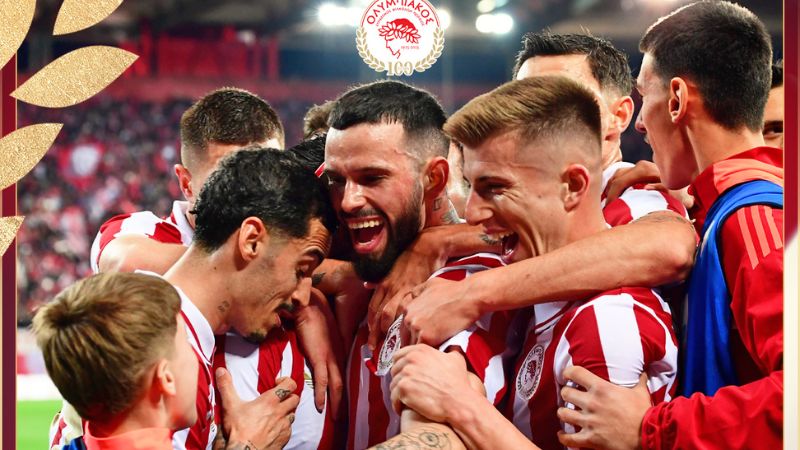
[35,2,784,450]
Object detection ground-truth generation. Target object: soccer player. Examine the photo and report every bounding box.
[556,3,783,449]
[35,272,290,450]
[387,32,693,349]
[390,76,678,450]
[91,87,284,274]
[763,60,783,149]
[322,80,516,449]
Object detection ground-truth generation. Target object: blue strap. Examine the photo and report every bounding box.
[682,180,782,396]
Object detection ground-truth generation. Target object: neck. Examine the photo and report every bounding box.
[566,205,608,245]
[425,194,460,228]
[688,120,766,172]
[88,402,165,438]
[601,143,623,170]
[164,246,233,333]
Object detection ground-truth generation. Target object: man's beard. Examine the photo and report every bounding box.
[350,191,423,283]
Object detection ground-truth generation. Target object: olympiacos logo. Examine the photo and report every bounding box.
[355,0,445,76]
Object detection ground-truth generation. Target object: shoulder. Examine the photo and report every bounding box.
[718,204,783,271]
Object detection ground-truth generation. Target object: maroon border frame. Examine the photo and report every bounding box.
[1,54,17,450]
[785,0,798,241]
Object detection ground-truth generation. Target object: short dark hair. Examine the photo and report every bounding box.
[328,80,449,161]
[180,87,285,169]
[287,134,326,173]
[192,148,336,251]
[772,60,783,89]
[640,1,772,131]
[303,101,336,139]
[513,32,633,96]
[445,76,601,159]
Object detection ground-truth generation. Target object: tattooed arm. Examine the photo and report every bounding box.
[369,424,465,450]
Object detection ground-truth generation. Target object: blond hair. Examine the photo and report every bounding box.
[32,272,182,420]
[444,76,601,156]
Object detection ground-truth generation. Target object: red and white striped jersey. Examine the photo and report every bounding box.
[89,200,193,273]
[47,279,218,450]
[347,253,519,450]
[601,162,689,226]
[213,329,334,450]
[173,284,218,450]
[507,287,678,450]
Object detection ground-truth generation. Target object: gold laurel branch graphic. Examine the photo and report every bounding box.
[54,0,124,36]
[414,28,444,73]
[0,124,63,190]
[357,27,386,73]
[12,45,138,108]
[0,216,24,257]
[0,0,36,69]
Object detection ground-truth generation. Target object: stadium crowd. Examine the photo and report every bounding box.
[25,2,786,450]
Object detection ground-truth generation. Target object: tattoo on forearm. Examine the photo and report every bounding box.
[226,441,260,450]
[373,427,456,449]
[312,272,325,287]
[480,234,501,246]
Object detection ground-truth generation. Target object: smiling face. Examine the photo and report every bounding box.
[324,122,426,282]
[228,219,330,343]
[634,53,698,189]
[463,131,568,264]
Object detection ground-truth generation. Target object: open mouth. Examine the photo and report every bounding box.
[347,218,386,254]
[485,230,518,263]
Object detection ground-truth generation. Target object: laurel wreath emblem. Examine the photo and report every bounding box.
[0,0,137,257]
[356,26,444,75]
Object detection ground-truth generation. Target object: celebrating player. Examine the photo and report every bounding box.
[557,2,783,449]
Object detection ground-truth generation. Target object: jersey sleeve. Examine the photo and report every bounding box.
[89,212,183,273]
[553,292,678,403]
[604,186,689,227]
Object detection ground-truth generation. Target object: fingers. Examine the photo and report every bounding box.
[378,295,401,335]
[562,365,601,390]
[327,357,345,420]
[556,406,585,429]
[215,367,242,411]
[560,382,590,409]
[310,359,329,413]
[557,429,592,448]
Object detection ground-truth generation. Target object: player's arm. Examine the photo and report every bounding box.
[368,421,467,450]
[403,211,696,345]
[390,345,540,450]
[98,235,186,274]
[311,258,372,345]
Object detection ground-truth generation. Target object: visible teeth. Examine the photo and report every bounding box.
[349,220,382,230]
[488,231,513,240]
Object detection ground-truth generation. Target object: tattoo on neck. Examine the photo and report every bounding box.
[442,207,460,225]
[433,197,443,211]
[218,300,231,314]
[312,272,325,287]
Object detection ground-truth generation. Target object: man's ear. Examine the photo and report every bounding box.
[608,95,635,135]
[175,164,193,202]
[237,217,268,262]
[562,164,591,211]
[154,359,176,397]
[423,157,449,199]
[668,77,690,124]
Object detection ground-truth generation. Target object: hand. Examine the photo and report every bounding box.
[366,227,451,349]
[604,160,693,210]
[556,366,651,450]
[216,368,299,450]
[400,276,482,347]
[389,344,478,424]
[313,259,372,346]
[294,290,345,419]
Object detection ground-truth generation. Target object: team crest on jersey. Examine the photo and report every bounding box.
[355,0,444,76]
[516,344,545,401]
[376,315,403,376]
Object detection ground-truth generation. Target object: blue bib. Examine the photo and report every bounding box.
[681,180,782,396]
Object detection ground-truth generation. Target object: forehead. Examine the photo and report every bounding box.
[637,53,658,88]
[517,54,601,93]
[324,122,419,172]
[463,131,541,175]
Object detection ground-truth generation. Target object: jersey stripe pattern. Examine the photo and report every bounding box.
[508,287,677,450]
[89,201,193,273]
[601,162,689,227]
[213,329,334,450]
[346,253,518,449]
